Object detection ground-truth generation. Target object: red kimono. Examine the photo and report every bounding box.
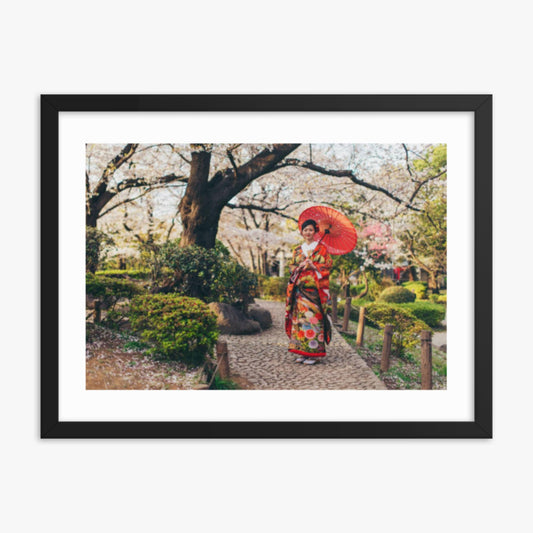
[285,242,333,358]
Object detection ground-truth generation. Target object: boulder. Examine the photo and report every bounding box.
[248,304,273,330]
[208,302,261,335]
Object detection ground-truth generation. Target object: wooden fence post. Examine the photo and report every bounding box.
[421,330,433,390]
[216,340,230,380]
[94,299,101,323]
[356,307,366,346]
[380,324,393,372]
[342,297,352,333]
[331,291,338,324]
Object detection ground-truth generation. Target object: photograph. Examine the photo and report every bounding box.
[85,142,447,392]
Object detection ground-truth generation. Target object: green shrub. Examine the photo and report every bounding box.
[86,227,114,273]
[86,273,144,309]
[337,298,374,323]
[437,294,447,304]
[399,302,446,328]
[329,280,341,294]
[365,302,429,356]
[211,375,240,390]
[378,286,416,303]
[368,277,394,300]
[95,269,151,280]
[157,240,257,307]
[129,294,219,366]
[214,261,259,311]
[258,275,289,301]
[158,241,227,298]
[402,281,428,300]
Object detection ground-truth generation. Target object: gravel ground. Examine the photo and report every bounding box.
[221,299,387,390]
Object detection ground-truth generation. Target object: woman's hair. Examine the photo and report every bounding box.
[301,219,318,232]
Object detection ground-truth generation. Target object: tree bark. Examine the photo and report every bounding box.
[428,271,439,292]
[178,149,220,248]
[178,144,299,249]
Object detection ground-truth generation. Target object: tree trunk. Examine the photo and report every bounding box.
[178,144,300,249]
[261,250,268,275]
[178,150,220,248]
[179,211,221,248]
[86,212,98,228]
[428,270,439,292]
[343,283,350,299]
[86,192,113,227]
[249,249,257,272]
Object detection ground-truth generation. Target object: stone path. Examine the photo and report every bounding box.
[220,299,387,390]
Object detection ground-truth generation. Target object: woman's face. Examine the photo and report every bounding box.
[301,224,316,242]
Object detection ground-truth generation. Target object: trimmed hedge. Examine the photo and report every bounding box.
[378,286,416,303]
[95,269,151,280]
[402,281,428,300]
[86,273,144,309]
[129,294,218,366]
[429,293,447,304]
[399,302,446,328]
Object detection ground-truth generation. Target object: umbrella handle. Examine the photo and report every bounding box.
[317,228,330,246]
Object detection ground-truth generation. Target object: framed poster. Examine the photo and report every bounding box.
[41,94,492,438]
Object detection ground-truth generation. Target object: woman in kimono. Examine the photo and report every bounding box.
[285,219,333,365]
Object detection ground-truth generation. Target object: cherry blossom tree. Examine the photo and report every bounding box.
[88,144,446,271]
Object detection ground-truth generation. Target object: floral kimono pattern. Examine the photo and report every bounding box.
[285,242,333,357]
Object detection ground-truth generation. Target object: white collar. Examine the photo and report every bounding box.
[302,241,318,255]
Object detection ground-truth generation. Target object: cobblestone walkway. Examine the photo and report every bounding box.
[220,300,387,390]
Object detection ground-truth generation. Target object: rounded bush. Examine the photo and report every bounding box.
[86,273,144,309]
[399,302,446,328]
[214,261,258,311]
[368,278,394,300]
[402,281,428,300]
[378,286,416,303]
[95,269,151,280]
[157,241,257,307]
[128,294,219,366]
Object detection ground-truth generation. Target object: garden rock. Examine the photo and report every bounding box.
[248,304,273,330]
[208,302,261,335]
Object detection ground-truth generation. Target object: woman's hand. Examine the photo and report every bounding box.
[301,258,316,271]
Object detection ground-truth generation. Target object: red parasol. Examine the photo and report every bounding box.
[298,206,357,255]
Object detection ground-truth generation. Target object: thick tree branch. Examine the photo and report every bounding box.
[116,173,187,192]
[226,149,240,178]
[210,144,300,204]
[99,183,187,219]
[93,143,139,197]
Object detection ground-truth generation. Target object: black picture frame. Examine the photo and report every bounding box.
[41,94,492,439]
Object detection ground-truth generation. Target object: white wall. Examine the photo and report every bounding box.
[1,1,529,532]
